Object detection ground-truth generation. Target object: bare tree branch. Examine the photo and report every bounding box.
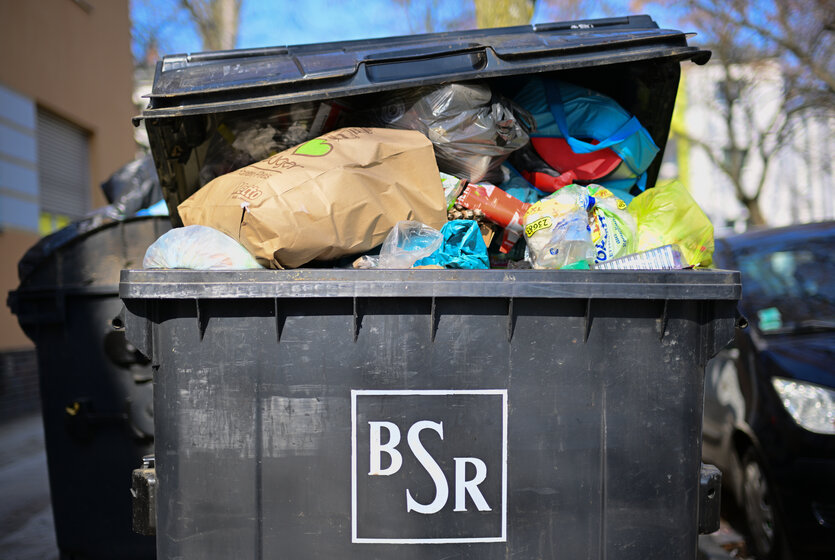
[637,0,834,225]
[687,0,835,102]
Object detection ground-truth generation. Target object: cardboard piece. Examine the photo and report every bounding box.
[178,127,447,268]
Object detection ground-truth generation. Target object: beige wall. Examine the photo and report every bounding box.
[0,0,136,350]
[1,230,40,349]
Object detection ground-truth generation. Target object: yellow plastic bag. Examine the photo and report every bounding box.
[627,181,714,268]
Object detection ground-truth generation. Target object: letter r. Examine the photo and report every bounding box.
[453,457,491,512]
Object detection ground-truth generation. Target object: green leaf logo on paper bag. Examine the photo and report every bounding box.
[293,138,334,157]
[177,128,447,269]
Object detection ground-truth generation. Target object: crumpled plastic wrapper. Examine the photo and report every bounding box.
[346,83,530,183]
[523,185,595,270]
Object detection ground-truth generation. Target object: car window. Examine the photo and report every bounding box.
[736,237,834,333]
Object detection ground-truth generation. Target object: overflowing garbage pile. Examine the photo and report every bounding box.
[142,78,715,272]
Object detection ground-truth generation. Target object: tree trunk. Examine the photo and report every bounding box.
[474,0,535,28]
[214,0,239,51]
[743,197,767,227]
[182,0,240,52]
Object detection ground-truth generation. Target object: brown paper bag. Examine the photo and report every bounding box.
[178,127,447,268]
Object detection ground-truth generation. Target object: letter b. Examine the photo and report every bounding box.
[368,421,402,476]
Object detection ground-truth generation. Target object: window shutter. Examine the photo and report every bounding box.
[37,109,90,218]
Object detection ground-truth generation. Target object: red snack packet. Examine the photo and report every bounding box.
[457,183,530,253]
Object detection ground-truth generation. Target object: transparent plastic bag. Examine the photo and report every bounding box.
[522,185,594,269]
[377,221,444,269]
[347,83,529,183]
[143,225,264,270]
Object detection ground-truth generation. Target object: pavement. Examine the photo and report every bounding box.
[0,412,748,560]
[0,413,58,560]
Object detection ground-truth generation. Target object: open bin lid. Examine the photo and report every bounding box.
[139,14,710,223]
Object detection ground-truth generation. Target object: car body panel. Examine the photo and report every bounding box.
[702,221,835,558]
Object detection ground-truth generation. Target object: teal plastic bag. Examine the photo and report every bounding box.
[513,78,659,192]
[414,220,489,269]
[498,163,550,204]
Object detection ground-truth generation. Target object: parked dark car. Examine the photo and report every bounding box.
[702,221,835,559]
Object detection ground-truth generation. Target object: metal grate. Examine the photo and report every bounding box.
[36,108,90,219]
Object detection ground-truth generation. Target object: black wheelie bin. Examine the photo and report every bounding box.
[8,215,169,560]
[121,15,740,560]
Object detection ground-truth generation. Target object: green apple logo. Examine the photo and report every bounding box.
[293,138,333,157]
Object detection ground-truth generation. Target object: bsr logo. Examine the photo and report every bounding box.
[368,420,491,514]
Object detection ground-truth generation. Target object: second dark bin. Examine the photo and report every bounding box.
[9,216,169,560]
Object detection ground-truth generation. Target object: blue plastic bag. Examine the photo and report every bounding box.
[414,220,489,269]
[497,163,550,204]
[135,199,169,217]
[513,78,659,192]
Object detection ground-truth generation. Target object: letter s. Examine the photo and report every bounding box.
[406,421,448,514]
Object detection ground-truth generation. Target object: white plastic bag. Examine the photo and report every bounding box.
[143,225,264,270]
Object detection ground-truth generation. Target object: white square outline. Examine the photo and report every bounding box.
[351,389,508,544]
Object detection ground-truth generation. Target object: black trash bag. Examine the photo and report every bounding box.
[17,214,112,281]
[100,154,163,218]
[18,155,163,282]
[343,82,531,184]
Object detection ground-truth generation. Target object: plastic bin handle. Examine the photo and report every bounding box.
[698,463,722,534]
[364,43,483,63]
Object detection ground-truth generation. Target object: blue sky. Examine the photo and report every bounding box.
[238,0,472,48]
[131,0,676,60]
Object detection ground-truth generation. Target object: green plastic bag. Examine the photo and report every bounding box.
[627,181,714,268]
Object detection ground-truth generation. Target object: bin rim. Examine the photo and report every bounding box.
[119,268,741,301]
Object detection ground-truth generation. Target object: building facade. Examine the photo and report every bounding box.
[665,60,835,237]
[0,0,136,416]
